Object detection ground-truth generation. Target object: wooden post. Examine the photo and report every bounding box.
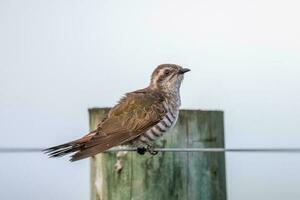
[89,108,227,200]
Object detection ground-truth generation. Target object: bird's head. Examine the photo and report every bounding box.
[150,64,190,93]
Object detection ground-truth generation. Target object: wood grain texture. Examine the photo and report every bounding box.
[89,108,226,200]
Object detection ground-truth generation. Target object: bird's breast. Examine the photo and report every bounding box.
[137,109,179,145]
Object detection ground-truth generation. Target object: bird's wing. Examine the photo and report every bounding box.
[71,90,166,161]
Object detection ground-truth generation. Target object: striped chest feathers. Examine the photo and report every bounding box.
[137,108,179,145]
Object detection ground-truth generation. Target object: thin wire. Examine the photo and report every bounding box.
[0,148,43,153]
[1,147,300,153]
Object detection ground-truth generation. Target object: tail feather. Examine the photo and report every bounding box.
[44,131,97,161]
[45,130,136,161]
[43,142,82,158]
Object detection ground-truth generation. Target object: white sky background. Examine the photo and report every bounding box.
[0,0,300,199]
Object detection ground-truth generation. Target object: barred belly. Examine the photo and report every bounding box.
[136,110,178,146]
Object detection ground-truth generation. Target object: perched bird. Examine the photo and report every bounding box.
[44,64,190,161]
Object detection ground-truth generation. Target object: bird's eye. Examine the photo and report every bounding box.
[164,70,171,76]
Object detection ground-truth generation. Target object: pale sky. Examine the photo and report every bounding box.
[0,0,300,199]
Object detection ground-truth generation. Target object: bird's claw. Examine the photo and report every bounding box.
[146,145,158,155]
[137,147,147,155]
[136,146,158,155]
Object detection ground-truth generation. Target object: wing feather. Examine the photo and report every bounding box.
[70,89,166,161]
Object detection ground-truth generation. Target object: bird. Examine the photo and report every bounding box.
[44,64,190,161]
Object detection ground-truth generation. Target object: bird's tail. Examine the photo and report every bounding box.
[43,131,96,161]
[43,141,83,158]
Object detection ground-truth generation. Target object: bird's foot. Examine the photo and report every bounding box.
[137,147,147,155]
[136,145,158,155]
[146,145,158,155]
[136,146,158,155]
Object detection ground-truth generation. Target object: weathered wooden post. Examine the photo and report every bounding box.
[89,108,226,200]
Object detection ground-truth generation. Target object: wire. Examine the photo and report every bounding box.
[0,148,43,153]
[1,147,300,153]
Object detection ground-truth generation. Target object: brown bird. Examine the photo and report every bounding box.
[44,64,190,161]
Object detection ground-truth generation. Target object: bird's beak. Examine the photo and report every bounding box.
[178,68,191,74]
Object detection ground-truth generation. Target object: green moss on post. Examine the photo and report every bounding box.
[89,108,227,200]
